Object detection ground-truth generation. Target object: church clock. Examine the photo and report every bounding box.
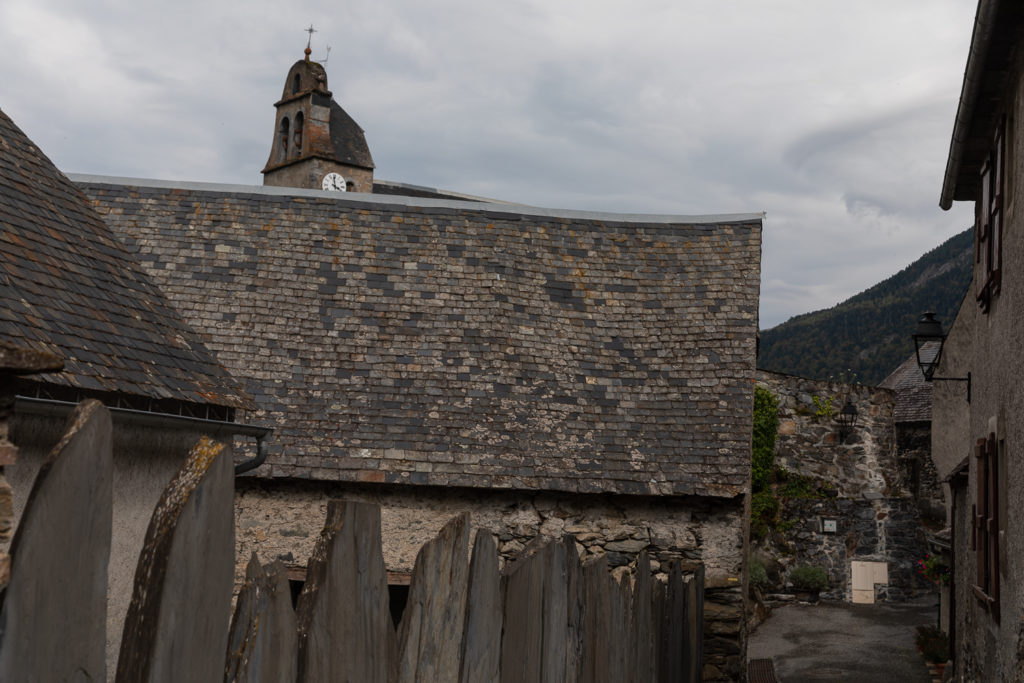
[322,172,347,191]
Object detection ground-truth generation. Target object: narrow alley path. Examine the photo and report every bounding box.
[747,597,939,682]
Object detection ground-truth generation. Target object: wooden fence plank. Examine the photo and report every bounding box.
[225,555,297,683]
[564,537,585,683]
[396,513,470,683]
[295,500,393,683]
[0,400,112,682]
[659,561,685,683]
[686,565,705,683]
[116,436,235,683]
[500,540,556,683]
[579,554,609,683]
[651,578,666,683]
[458,530,501,683]
[632,552,654,683]
[617,569,635,683]
[540,538,569,683]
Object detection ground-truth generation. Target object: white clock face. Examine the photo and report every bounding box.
[322,172,347,191]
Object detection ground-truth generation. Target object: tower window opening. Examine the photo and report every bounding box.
[293,112,304,156]
[278,117,290,161]
[292,73,301,94]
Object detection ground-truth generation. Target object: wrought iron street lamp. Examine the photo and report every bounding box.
[912,312,970,402]
[836,400,859,440]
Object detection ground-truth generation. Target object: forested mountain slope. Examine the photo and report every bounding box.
[758,228,973,385]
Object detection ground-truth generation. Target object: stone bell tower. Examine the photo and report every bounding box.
[261,46,375,192]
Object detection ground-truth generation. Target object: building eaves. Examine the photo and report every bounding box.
[940,0,1024,209]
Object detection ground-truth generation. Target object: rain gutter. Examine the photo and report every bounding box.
[14,395,272,475]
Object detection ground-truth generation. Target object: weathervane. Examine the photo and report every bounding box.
[303,24,317,61]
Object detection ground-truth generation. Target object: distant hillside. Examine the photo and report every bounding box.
[758,228,973,386]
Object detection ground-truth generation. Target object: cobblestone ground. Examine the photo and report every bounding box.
[748,597,938,682]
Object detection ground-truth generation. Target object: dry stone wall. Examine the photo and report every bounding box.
[234,478,747,681]
[754,372,929,602]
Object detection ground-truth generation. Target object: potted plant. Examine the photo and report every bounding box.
[788,564,828,601]
[915,624,949,676]
[916,554,950,586]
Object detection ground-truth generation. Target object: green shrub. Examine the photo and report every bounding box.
[789,565,828,592]
[780,472,818,499]
[750,490,779,540]
[915,625,949,663]
[751,386,779,493]
[812,395,836,420]
[749,557,769,590]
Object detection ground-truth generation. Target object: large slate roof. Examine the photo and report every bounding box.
[879,352,932,423]
[78,176,762,497]
[0,110,248,409]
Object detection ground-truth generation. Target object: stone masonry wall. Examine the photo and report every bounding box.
[235,479,747,681]
[778,497,929,601]
[894,422,945,525]
[754,372,929,601]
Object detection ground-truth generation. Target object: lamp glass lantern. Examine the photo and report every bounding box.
[911,311,971,402]
[912,312,946,381]
[836,399,859,440]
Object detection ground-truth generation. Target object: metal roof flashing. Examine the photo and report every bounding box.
[69,174,764,226]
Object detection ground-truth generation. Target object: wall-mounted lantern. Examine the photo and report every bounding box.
[912,312,971,402]
[835,400,859,441]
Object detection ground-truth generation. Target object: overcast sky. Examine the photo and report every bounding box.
[0,0,978,328]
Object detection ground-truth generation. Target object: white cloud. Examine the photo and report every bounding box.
[0,0,980,328]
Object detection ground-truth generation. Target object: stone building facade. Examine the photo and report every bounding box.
[80,175,763,681]
[754,371,928,603]
[934,2,1024,679]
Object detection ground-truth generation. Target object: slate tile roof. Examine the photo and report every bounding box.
[879,352,932,423]
[79,177,762,497]
[0,110,249,408]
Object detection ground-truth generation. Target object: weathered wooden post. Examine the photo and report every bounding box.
[295,500,394,682]
[395,513,470,683]
[0,398,112,682]
[116,436,235,683]
[458,529,502,683]
[225,555,297,683]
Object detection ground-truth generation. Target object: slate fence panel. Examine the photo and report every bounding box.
[294,499,394,683]
[395,512,469,683]
[225,555,297,683]
[1,407,706,683]
[0,400,112,683]
[116,436,235,683]
[458,529,502,683]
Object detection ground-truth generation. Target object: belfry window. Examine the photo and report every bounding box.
[292,73,301,94]
[293,112,304,156]
[278,117,290,162]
